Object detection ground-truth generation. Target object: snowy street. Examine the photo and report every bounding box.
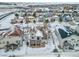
[0,14,15,29]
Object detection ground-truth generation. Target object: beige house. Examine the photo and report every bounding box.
[26,16,35,23]
[0,25,23,49]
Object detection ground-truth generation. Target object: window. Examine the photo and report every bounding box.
[37,37,40,40]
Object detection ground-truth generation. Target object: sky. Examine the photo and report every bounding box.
[0,0,79,3]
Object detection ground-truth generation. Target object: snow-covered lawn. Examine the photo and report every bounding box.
[27,39,55,55]
[0,43,27,57]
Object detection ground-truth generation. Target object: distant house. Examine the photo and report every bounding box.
[26,10,33,16]
[11,17,24,24]
[26,16,35,23]
[62,13,72,22]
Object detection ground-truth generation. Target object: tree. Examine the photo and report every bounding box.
[33,12,36,18]
[15,13,19,19]
[23,13,27,17]
[53,48,58,52]
[33,20,36,23]
[44,19,49,28]
[45,19,49,23]
[59,15,63,22]
[59,18,63,22]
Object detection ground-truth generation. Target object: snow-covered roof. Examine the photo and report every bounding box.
[27,16,35,19]
[48,22,69,33]
[19,17,23,19]
[35,30,43,37]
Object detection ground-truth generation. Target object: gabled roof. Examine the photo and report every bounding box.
[8,28,23,36]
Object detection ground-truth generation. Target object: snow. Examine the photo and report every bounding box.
[0,11,12,16]
[49,21,68,33]
[0,42,26,57]
[35,30,43,37]
[0,10,79,56]
[0,39,56,56]
[27,39,55,55]
[0,14,15,29]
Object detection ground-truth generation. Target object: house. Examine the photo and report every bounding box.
[24,27,45,48]
[27,16,35,22]
[62,13,72,22]
[35,9,48,17]
[0,25,23,49]
[76,24,79,35]
[11,17,24,24]
[30,39,45,48]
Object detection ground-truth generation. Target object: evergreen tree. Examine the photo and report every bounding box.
[45,19,49,23]
[33,12,36,18]
[15,13,19,17]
